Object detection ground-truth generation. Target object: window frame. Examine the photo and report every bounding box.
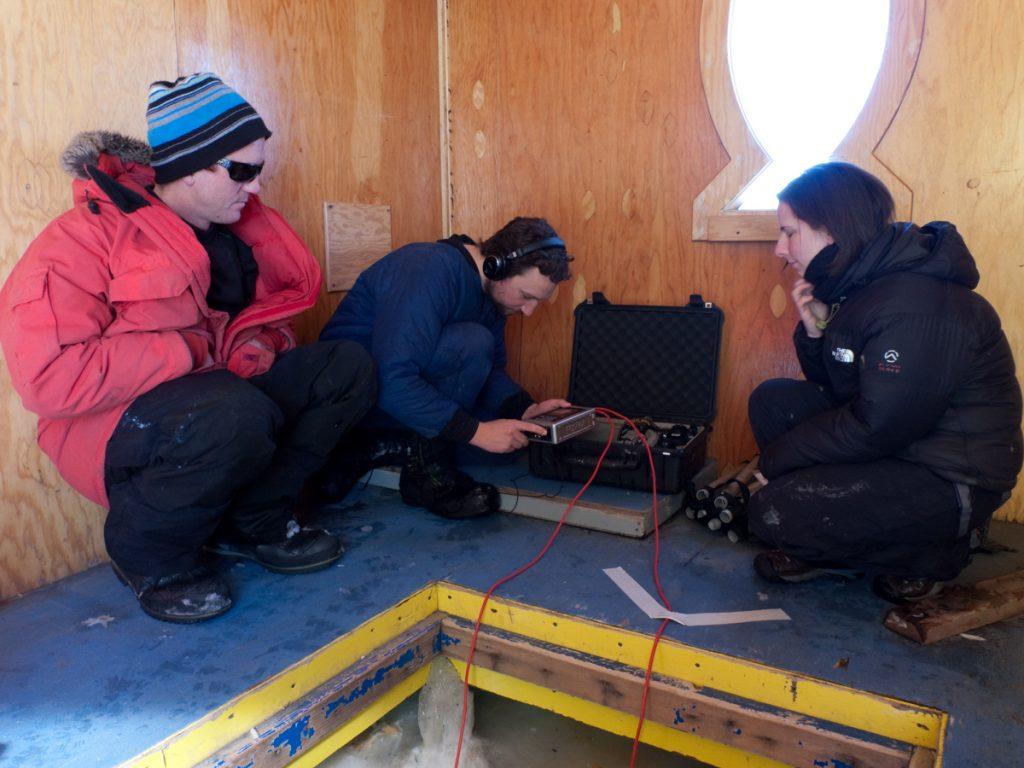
[692,0,926,242]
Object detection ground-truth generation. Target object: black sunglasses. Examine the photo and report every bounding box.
[213,158,264,183]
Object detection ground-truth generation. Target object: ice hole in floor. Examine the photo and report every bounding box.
[321,659,709,768]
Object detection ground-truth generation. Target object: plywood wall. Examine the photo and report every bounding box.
[446,0,1024,522]
[3,0,1022,600]
[0,1,179,600]
[174,0,442,341]
[446,0,799,478]
[877,0,1024,521]
[0,0,441,600]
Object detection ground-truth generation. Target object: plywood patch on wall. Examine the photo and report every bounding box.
[324,202,393,292]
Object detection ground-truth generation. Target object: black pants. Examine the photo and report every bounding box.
[747,379,1005,580]
[104,340,376,577]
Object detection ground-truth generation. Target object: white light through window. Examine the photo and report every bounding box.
[728,0,890,210]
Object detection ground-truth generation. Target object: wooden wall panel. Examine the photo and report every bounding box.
[449,0,1024,523]
[447,1,798,471]
[174,0,442,342]
[0,0,178,600]
[878,0,1024,522]
[0,0,440,598]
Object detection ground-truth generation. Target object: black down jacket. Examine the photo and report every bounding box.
[761,221,1023,492]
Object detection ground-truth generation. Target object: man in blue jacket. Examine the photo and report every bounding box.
[320,217,572,518]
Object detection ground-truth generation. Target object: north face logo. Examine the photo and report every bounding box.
[832,347,855,364]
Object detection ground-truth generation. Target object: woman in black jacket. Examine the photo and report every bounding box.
[748,162,1022,602]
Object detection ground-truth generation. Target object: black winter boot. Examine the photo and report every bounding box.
[317,429,419,503]
[206,520,343,573]
[111,559,232,624]
[399,437,500,519]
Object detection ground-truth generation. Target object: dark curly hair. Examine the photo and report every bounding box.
[480,217,573,282]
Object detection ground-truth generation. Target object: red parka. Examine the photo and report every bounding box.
[0,132,320,507]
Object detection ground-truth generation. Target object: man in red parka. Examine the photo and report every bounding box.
[0,73,376,623]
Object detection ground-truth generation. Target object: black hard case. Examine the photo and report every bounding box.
[528,293,723,493]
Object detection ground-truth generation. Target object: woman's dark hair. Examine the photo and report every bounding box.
[480,216,573,283]
[778,162,895,277]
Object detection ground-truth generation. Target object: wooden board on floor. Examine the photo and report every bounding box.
[362,460,716,537]
[440,617,930,768]
[884,569,1024,645]
[197,613,443,768]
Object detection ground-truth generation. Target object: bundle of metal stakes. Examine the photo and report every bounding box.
[684,456,762,543]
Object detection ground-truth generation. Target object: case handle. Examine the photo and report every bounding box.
[568,454,641,471]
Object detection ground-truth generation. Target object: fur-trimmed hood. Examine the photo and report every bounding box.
[60,131,151,179]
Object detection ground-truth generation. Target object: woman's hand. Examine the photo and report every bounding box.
[791,278,829,338]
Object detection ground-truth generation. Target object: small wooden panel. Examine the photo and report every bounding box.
[324,201,393,292]
[441,617,919,768]
[884,569,1024,645]
[198,614,442,768]
[706,211,779,243]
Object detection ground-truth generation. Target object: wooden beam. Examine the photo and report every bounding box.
[363,460,717,537]
[198,613,443,768]
[884,569,1024,644]
[440,617,918,768]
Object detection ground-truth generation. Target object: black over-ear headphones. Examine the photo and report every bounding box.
[482,236,566,281]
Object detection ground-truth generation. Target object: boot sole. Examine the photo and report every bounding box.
[204,544,343,574]
[110,561,233,624]
[754,554,862,584]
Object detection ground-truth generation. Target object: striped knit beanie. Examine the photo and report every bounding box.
[147,73,271,184]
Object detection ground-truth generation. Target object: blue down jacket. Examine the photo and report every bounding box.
[320,238,527,439]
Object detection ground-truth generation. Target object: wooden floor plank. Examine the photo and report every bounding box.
[197,613,443,768]
[884,569,1024,644]
[440,617,916,768]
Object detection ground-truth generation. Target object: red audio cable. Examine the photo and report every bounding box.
[451,407,669,768]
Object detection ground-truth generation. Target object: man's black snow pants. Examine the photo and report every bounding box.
[103,340,376,577]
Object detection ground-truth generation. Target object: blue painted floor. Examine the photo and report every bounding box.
[1,466,1022,767]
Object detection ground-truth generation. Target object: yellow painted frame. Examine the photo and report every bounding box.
[449,659,792,768]
[118,581,947,768]
[437,583,946,754]
[119,585,438,768]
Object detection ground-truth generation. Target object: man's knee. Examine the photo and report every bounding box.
[440,322,494,362]
[315,339,378,407]
[168,372,282,471]
[426,323,494,385]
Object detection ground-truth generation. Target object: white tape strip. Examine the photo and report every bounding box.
[604,566,790,627]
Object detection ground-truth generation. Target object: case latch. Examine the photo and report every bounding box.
[688,294,713,309]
